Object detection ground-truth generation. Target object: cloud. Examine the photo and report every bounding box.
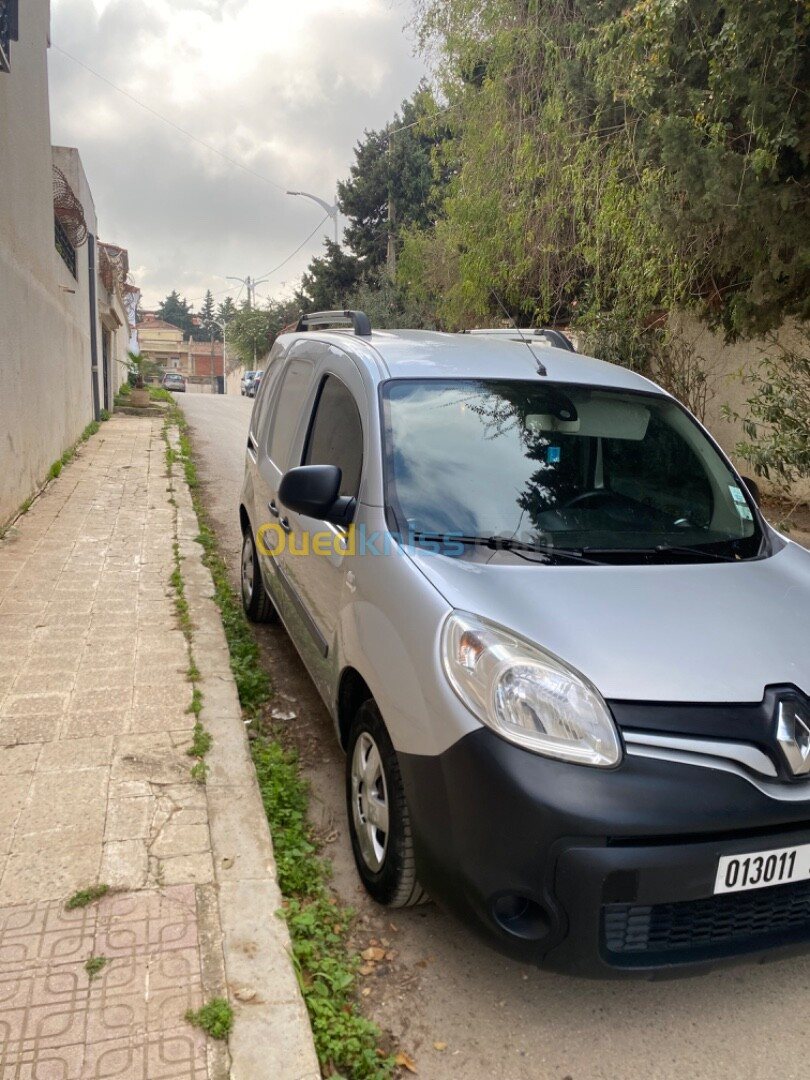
[48,0,426,308]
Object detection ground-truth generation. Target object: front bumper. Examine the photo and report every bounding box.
[398,728,810,977]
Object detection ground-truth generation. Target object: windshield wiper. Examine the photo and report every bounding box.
[583,543,741,562]
[411,533,603,565]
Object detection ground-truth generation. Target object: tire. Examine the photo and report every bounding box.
[241,529,277,623]
[346,701,425,907]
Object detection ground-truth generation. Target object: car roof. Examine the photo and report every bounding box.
[278,328,665,395]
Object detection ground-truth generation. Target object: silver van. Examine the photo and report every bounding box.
[239,310,810,976]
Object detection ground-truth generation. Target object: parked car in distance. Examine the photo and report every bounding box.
[246,370,263,397]
[161,372,186,393]
[239,309,810,978]
[241,370,257,396]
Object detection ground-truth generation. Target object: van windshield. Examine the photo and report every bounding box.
[381,379,763,562]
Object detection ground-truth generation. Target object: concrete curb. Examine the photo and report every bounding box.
[168,429,320,1080]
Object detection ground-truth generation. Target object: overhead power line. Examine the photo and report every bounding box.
[51,44,289,193]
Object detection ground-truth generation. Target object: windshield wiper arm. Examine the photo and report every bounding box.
[583,544,740,562]
[411,533,603,564]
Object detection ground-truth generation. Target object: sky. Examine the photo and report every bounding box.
[47,0,428,311]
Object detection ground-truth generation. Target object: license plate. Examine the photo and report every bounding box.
[714,843,810,894]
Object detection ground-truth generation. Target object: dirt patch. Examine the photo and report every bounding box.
[761,495,810,548]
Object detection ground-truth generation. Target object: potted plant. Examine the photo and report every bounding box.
[124,351,154,408]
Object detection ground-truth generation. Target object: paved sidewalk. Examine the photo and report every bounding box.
[0,415,319,1079]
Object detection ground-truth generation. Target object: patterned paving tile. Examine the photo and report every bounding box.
[0,889,207,1079]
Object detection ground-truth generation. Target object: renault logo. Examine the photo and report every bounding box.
[776,700,810,776]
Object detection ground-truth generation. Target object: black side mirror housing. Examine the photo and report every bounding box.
[740,475,761,507]
[278,465,356,526]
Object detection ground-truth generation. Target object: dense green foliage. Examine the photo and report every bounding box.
[730,328,810,483]
[252,739,396,1079]
[405,0,809,337]
[225,299,299,367]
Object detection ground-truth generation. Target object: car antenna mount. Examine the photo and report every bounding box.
[487,288,547,376]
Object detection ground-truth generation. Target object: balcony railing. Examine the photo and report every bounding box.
[55,216,77,278]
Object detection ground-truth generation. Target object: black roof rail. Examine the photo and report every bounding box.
[534,328,575,352]
[295,310,372,337]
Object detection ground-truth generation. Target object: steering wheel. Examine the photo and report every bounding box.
[560,489,617,510]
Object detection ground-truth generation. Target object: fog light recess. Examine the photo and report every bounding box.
[491,893,550,940]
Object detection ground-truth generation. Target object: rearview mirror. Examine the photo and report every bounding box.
[278,465,356,526]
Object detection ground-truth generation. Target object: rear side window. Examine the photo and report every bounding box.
[267,358,313,471]
[303,375,363,498]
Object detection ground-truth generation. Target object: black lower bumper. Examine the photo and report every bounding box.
[397,729,810,977]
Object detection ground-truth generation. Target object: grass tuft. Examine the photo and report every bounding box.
[48,460,62,480]
[65,884,109,910]
[85,956,107,980]
[185,999,233,1041]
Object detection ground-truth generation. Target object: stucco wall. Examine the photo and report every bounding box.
[0,3,101,525]
[669,314,809,502]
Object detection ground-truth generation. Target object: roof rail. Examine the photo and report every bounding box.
[295,310,372,337]
[462,327,575,352]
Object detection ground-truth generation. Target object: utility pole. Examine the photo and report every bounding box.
[387,123,396,277]
[227,275,268,310]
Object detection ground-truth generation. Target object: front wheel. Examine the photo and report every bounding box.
[346,701,425,907]
[240,529,277,623]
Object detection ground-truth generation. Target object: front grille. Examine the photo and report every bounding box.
[604,879,810,961]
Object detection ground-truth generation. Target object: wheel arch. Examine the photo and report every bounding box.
[337,667,374,750]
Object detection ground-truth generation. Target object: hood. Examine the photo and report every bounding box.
[410,541,810,703]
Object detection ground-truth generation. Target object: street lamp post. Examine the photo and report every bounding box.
[212,318,227,394]
[286,190,339,247]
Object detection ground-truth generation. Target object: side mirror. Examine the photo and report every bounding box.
[740,476,761,507]
[278,465,355,526]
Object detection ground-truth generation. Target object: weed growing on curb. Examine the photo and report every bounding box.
[187,687,203,718]
[190,760,209,783]
[253,739,395,1079]
[187,720,211,757]
[81,421,100,440]
[85,956,107,980]
[100,408,110,421]
[162,419,213,785]
[170,405,393,1076]
[48,461,62,480]
[185,999,233,1041]
[65,884,109,910]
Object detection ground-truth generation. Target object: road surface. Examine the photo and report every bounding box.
[179,391,810,1080]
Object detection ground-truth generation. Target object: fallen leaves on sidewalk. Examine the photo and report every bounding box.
[395,1049,418,1073]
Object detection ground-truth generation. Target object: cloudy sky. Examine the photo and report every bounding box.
[47,0,427,310]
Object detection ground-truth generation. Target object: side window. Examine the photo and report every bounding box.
[252,346,283,442]
[304,375,363,499]
[267,358,314,471]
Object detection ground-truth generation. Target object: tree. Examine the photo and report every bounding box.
[407,0,810,338]
[217,296,238,325]
[199,290,220,341]
[338,84,451,271]
[157,291,197,337]
[294,241,363,311]
[226,299,300,367]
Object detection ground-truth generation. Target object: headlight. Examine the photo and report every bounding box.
[441,612,621,767]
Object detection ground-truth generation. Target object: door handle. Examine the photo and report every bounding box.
[268,500,279,518]
[279,516,291,533]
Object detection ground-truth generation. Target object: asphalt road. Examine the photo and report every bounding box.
[179,390,810,1080]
